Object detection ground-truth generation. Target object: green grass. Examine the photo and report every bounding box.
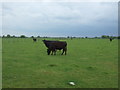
[2,38,118,88]
[0,38,2,89]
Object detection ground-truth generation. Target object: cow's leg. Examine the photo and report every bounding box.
[49,51,51,55]
[47,49,51,55]
[64,47,67,55]
[51,49,55,55]
[51,50,53,55]
[61,49,64,55]
[54,50,56,55]
[62,47,67,55]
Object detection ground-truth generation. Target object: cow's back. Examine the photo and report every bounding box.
[49,41,67,50]
[43,40,67,49]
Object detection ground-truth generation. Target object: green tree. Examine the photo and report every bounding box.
[67,36,69,38]
[118,36,120,39]
[6,34,11,38]
[20,35,26,38]
[2,35,5,38]
[12,35,16,38]
[37,36,40,38]
[101,35,109,39]
[31,36,34,38]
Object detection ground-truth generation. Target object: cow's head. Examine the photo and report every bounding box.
[42,39,46,43]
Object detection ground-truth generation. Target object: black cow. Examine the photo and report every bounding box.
[42,40,67,55]
[33,38,37,42]
[109,38,112,42]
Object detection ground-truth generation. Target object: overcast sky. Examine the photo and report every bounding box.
[0,1,118,37]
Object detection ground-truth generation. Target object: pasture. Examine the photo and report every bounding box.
[2,38,118,88]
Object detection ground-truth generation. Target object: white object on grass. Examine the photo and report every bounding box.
[69,82,75,86]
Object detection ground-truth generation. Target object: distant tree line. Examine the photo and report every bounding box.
[67,35,120,39]
[1,34,120,39]
[1,34,27,38]
[101,35,119,39]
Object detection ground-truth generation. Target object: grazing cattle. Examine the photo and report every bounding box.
[33,38,37,42]
[43,40,67,55]
[109,38,112,42]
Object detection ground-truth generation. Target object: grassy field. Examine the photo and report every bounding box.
[2,38,118,88]
[0,38,2,89]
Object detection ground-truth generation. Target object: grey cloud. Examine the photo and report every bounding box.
[2,2,118,37]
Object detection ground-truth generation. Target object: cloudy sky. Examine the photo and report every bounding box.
[0,0,118,37]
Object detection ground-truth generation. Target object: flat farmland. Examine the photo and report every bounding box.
[2,38,118,88]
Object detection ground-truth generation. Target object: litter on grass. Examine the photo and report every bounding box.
[68,82,75,86]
